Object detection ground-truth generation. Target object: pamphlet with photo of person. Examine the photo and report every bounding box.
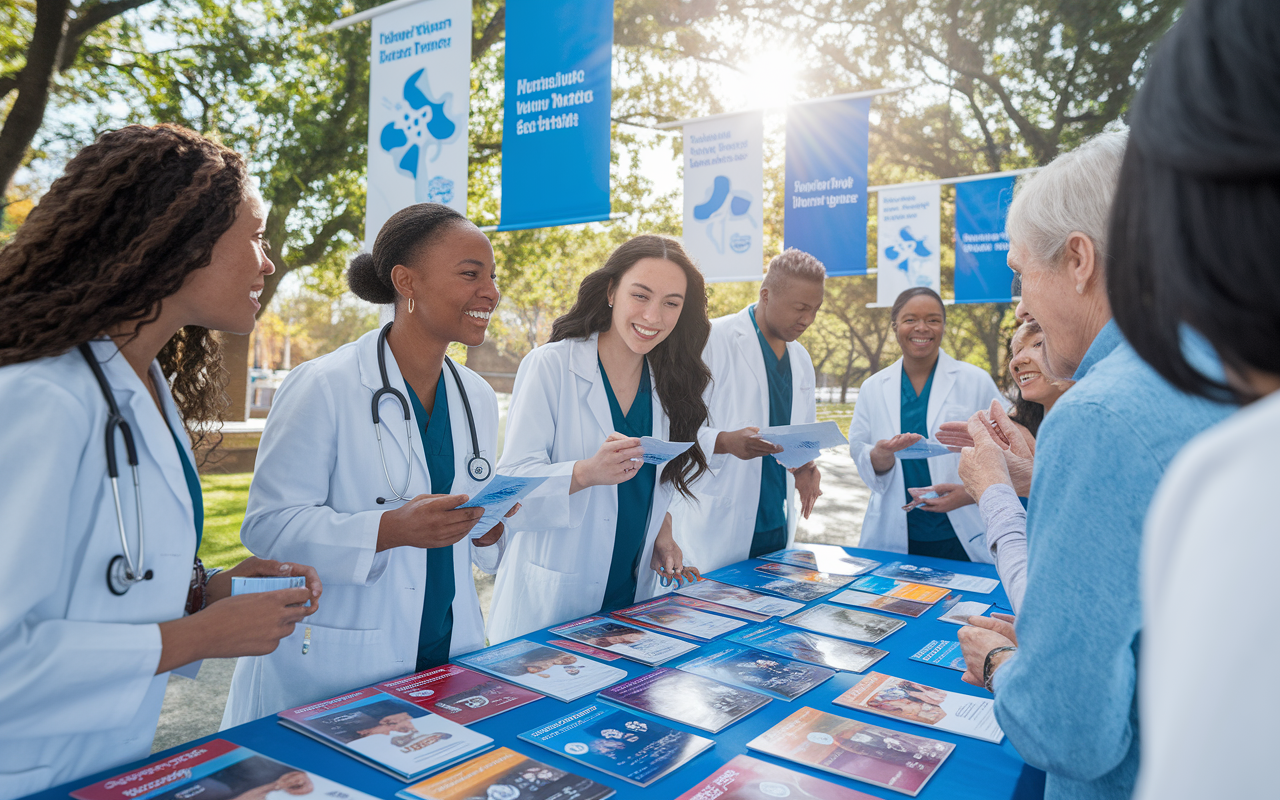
[835,673,1004,743]
[676,644,835,701]
[598,667,771,733]
[674,754,881,800]
[375,664,543,726]
[676,579,805,617]
[611,596,755,641]
[726,624,889,673]
[456,639,628,702]
[781,603,907,644]
[550,616,697,665]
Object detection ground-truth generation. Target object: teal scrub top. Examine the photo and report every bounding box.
[900,361,960,544]
[599,356,656,613]
[749,304,791,557]
[405,373,456,672]
[168,427,203,551]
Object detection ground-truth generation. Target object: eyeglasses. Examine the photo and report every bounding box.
[1010,272,1022,297]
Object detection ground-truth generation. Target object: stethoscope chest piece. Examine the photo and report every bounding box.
[467,456,493,482]
[107,554,153,596]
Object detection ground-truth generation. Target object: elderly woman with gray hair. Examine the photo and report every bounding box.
[952,129,1233,800]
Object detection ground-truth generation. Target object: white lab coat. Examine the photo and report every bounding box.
[487,333,721,643]
[222,327,509,727]
[0,341,197,799]
[670,306,817,572]
[848,351,1003,562]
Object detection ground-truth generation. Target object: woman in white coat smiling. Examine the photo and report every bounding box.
[222,204,513,726]
[488,235,719,642]
[0,125,320,799]
[847,288,1004,562]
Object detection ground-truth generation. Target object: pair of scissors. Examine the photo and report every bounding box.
[659,565,703,589]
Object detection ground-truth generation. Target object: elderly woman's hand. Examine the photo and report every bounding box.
[958,412,1015,500]
[987,401,1035,496]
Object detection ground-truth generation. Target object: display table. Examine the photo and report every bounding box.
[25,546,1044,800]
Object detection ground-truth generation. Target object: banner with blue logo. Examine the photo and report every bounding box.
[954,175,1018,303]
[783,97,871,276]
[682,111,764,282]
[498,0,613,231]
[876,184,941,306]
[365,0,471,250]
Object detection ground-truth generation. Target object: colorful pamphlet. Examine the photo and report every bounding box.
[759,545,880,576]
[848,575,950,604]
[708,566,840,601]
[755,562,856,588]
[456,640,628,702]
[910,640,968,672]
[830,589,932,618]
[746,707,955,797]
[518,704,714,787]
[727,624,888,673]
[835,673,1004,743]
[71,739,381,800]
[277,688,493,781]
[674,754,881,800]
[550,616,697,665]
[677,644,835,701]
[781,603,906,644]
[938,600,993,625]
[550,638,623,660]
[397,747,615,800]
[611,596,753,641]
[676,579,805,617]
[458,475,548,539]
[598,667,771,733]
[375,664,542,726]
[872,561,1000,594]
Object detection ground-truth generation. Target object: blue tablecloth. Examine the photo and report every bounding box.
[26,547,1043,800]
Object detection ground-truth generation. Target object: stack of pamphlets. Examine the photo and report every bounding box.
[780,604,906,644]
[456,639,628,702]
[519,704,714,787]
[746,707,955,796]
[598,667,771,733]
[872,561,1000,593]
[755,562,857,588]
[847,576,951,604]
[835,672,1004,743]
[830,589,932,618]
[674,754,880,800]
[70,740,380,800]
[759,545,880,576]
[397,747,615,800]
[611,596,755,641]
[909,640,968,671]
[549,616,697,665]
[374,664,542,725]
[727,624,888,673]
[676,579,804,617]
[676,644,835,701]
[277,688,494,781]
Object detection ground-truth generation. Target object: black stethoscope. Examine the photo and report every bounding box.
[373,322,492,504]
[79,343,154,595]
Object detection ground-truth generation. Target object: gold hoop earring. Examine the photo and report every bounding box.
[408,298,415,314]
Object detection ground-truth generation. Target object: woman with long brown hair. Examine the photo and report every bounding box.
[487,234,718,642]
[0,124,321,796]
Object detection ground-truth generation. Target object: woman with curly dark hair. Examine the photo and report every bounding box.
[0,124,321,796]
[488,234,719,642]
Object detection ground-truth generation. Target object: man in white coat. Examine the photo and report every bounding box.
[674,249,826,572]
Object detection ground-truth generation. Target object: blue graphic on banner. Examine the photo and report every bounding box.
[955,176,1018,303]
[784,97,871,276]
[694,176,757,254]
[379,68,459,204]
[499,0,613,231]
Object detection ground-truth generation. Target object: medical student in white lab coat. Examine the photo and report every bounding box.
[848,288,1004,562]
[487,235,720,643]
[223,204,519,726]
[671,249,827,572]
[0,125,321,799]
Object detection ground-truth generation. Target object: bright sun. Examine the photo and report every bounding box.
[729,48,806,109]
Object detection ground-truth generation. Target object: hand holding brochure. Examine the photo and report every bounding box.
[598,667,771,733]
[458,474,548,538]
[398,747,615,800]
[231,575,306,594]
[910,640,968,672]
[756,421,848,469]
[638,436,695,465]
[835,672,1004,743]
[895,439,954,459]
[938,600,993,624]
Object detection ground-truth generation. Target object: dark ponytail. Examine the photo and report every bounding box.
[348,203,469,304]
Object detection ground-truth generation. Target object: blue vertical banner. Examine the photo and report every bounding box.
[783,97,871,276]
[954,175,1018,303]
[499,0,613,231]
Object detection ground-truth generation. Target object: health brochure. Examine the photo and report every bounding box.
[706,563,839,601]
[674,754,880,800]
[781,603,906,644]
[909,640,968,672]
[276,688,493,781]
[458,474,547,539]
[872,561,1000,593]
[518,704,714,787]
[676,579,805,617]
[894,439,953,459]
[598,667,771,733]
[848,575,950,604]
[835,673,1004,743]
[455,639,628,702]
[830,589,932,618]
[726,624,888,673]
[612,596,754,641]
[676,644,835,701]
[746,707,955,796]
[937,600,993,624]
[755,421,848,469]
[759,545,880,576]
[375,664,542,726]
[550,616,697,665]
[638,436,695,465]
[754,562,856,587]
[397,747,615,800]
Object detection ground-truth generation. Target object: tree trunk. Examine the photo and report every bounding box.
[221,332,251,422]
[0,0,69,212]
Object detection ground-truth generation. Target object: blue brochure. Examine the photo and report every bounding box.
[910,640,968,672]
[725,624,888,673]
[676,644,835,701]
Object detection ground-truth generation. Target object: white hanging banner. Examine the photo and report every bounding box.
[876,184,942,306]
[365,0,471,249]
[682,111,764,282]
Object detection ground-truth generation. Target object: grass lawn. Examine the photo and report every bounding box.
[198,473,253,570]
[816,402,856,438]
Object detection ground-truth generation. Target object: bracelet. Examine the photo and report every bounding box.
[983,645,1018,692]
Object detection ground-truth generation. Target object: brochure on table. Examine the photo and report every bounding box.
[848,575,950,604]
[938,600,993,624]
[830,589,932,618]
[781,603,906,644]
[708,564,840,601]
[456,639,628,702]
[675,754,881,800]
[612,596,752,641]
[835,672,1004,743]
[759,545,880,576]
[910,640,968,672]
[755,562,855,587]
[872,561,1000,593]
[550,616,698,664]
[756,421,848,469]
[677,579,806,617]
[727,624,888,673]
[677,644,835,701]
[598,667,771,733]
[397,746,615,800]
[375,664,542,726]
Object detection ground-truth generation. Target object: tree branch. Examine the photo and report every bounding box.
[59,0,160,73]
[472,5,505,61]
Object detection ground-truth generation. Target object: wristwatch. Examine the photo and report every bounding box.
[983,645,1018,692]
